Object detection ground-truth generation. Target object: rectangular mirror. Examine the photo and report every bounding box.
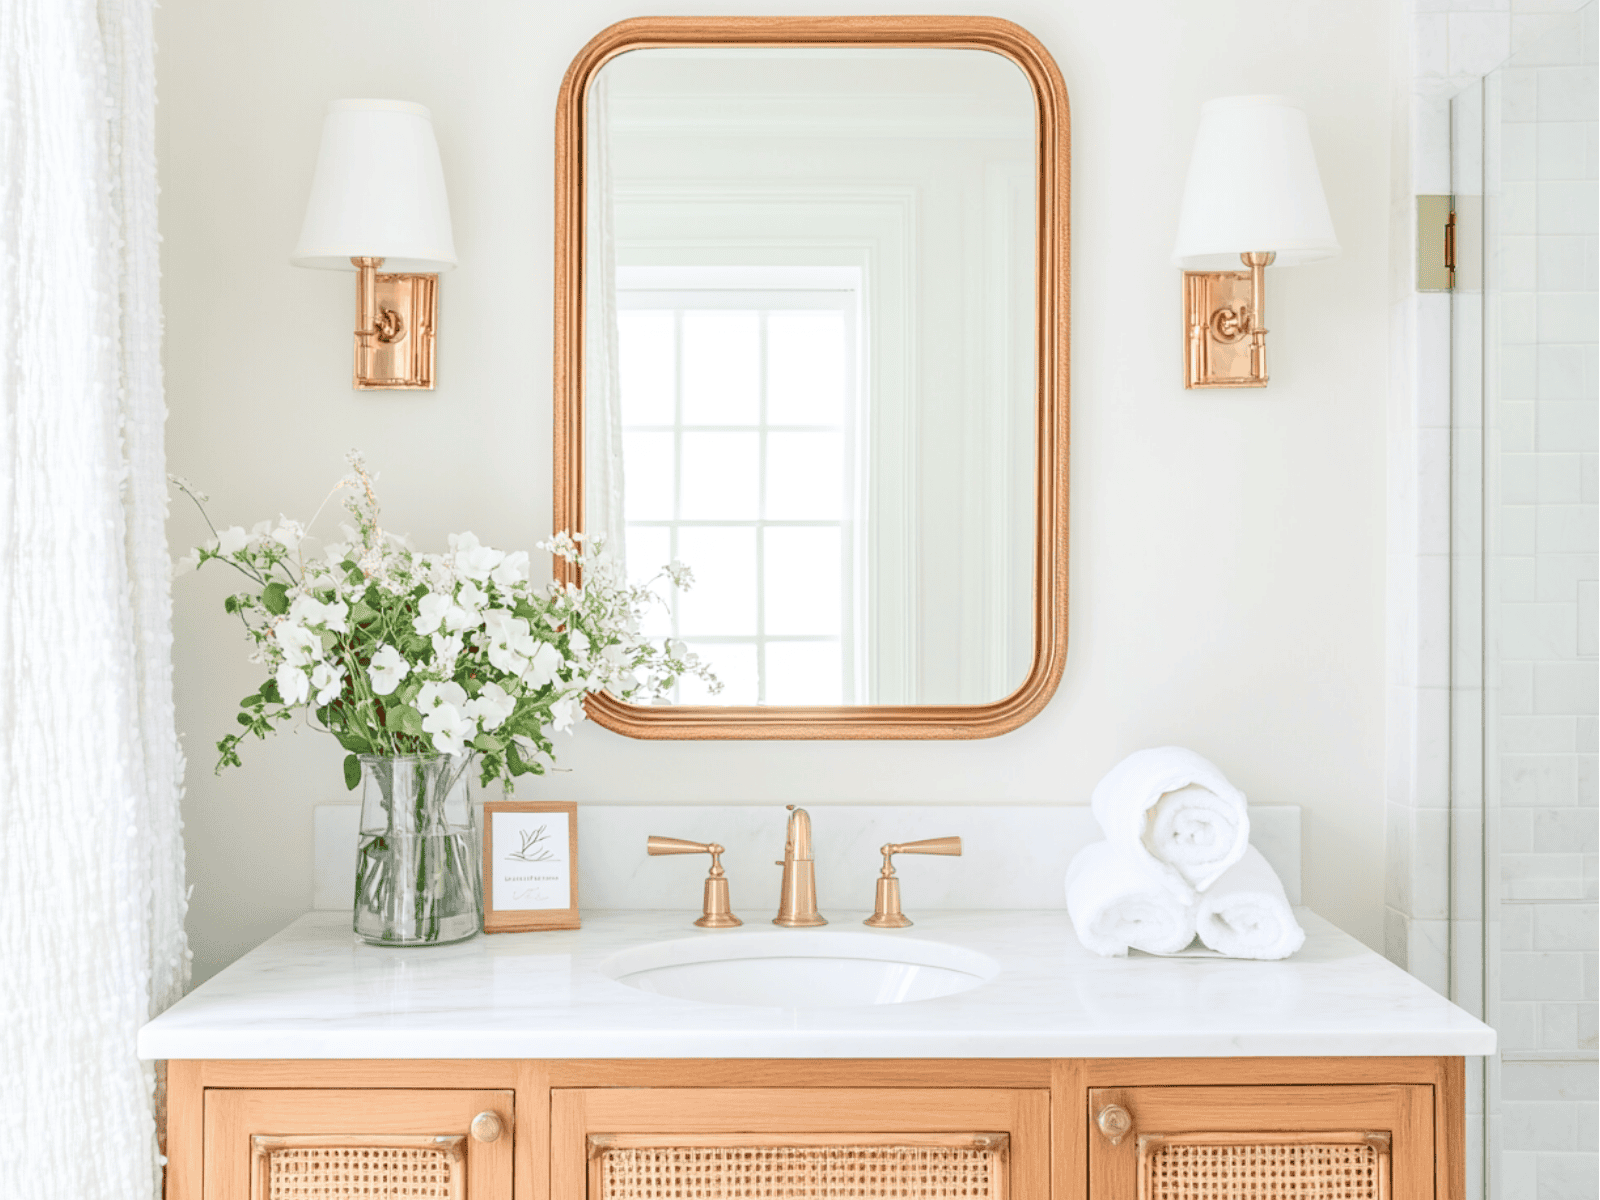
[554,17,1069,738]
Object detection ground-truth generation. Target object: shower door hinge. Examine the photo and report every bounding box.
[1418,195,1455,292]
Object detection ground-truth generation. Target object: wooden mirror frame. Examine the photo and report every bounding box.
[553,16,1069,739]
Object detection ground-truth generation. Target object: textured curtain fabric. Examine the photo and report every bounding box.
[0,1,189,1196]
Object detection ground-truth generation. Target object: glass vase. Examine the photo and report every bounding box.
[353,754,482,947]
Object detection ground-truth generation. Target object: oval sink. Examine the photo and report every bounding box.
[600,930,999,1008]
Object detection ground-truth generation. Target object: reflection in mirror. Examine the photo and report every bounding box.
[584,47,1038,707]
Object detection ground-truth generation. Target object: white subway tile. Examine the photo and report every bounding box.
[1505,899,1538,948]
[1541,1001,1582,1049]
[1533,900,1600,949]
[1579,580,1598,654]
[1503,182,1541,238]
[1408,918,1451,993]
[1502,950,1587,997]
[1503,999,1544,1048]
[1503,714,1579,751]
[1539,402,1600,454]
[1503,1057,1600,1101]
[1538,291,1600,340]
[1536,661,1599,714]
[1514,13,1590,64]
[1415,14,1450,78]
[1412,807,1452,919]
[1539,65,1600,121]
[1576,1100,1599,1148]
[1539,454,1585,502]
[1505,452,1542,502]
[1505,660,1537,712]
[1540,180,1600,236]
[1579,716,1597,752]
[1538,1151,1600,1200]
[1579,754,1599,802]
[1383,905,1410,967]
[1534,552,1598,602]
[1582,454,1598,504]
[1503,554,1539,600]
[1537,343,1594,400]
[1503,68,1541,121]
[1538,505,1600,554]
[1499,600,1578,657]
[1504,806,1535,851]
[1503,344,1540,399]
[1501,1150,1540,1200]
[1580,1002,1598,1051]
[1504,122,1541,181]
[1505,1098,1579,1147]
[1501,505,1540,556]
[1538,121,1594,181]
[1502,752,1580,805]
[1451,11,1515,75]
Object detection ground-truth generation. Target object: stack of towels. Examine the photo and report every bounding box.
[1065,747,1306,960]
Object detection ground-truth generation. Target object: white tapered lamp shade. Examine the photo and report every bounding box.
[291,99,457,273]
[1172,95,1339,271]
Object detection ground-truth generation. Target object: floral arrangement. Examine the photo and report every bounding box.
[173,452,715,790]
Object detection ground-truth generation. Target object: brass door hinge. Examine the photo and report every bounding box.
[1418,195,1455,291]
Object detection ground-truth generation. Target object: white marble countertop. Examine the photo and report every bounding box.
[137,909,1496,1060]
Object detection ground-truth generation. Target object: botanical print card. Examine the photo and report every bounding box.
[482,800,580,932]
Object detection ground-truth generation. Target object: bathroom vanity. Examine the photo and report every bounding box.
[143,907,1493,1200]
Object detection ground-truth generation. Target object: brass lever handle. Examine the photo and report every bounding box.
[646,836,742,928]
[885,836,962,857]
[864,836,962,928]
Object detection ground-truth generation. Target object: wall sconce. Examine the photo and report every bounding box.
[1173,95,1339,389]
[291,100,456,390]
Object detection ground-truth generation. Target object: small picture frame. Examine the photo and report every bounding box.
[482,800,580,932]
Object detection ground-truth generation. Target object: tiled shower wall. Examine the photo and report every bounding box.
[1395,3,1596,1199]
[1482,32,1598,1199]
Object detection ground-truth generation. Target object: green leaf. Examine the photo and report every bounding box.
[333,728,372,754]
[262,581,289,615]
[471,732,504,753]
[384,704,425,738]
[223,595,240,614]
[236,712,254,726]
[240,693,262,708]
[343,754,362,791]
[349,600,378,625]
[259,678,282,704]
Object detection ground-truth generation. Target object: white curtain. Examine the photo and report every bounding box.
[584,75,628,563]
[0,1,189,1196]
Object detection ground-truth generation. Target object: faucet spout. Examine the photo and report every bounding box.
[774,805,827,926]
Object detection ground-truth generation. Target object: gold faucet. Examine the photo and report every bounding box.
[863,837,962,928]
[773,805,827,926]
[646,836,742,928]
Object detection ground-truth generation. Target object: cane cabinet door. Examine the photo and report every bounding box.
[1088,1084,1433,1200]
[203,1088,514,1200]
[552,1086,1049,1200]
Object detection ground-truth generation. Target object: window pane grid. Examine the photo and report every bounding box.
[619,285,857,705]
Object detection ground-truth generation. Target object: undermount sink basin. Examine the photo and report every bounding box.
[599,930,1000,1009]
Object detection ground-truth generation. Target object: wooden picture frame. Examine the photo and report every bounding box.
[482,801,580,932]
[552,15,1070,740]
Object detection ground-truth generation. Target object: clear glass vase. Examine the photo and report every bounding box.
[353,754,482,947]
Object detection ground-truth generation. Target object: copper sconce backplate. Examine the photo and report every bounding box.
[1182,251,1273,389]
[353,257,438,390]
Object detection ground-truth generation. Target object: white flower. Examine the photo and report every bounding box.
[551,693,582,732]
[289,593,348,633]
[310,661,345,706]
[271,519,305,550]
[418,681,474,755]
[456,580,490,612]
[523,640,566,689]
[483,610,537,675]
[276,661,310,706]
[216,526,249,556]
[464,681,516,731]
[490,550,529,588]
[567,629,591,661]
[173,551,200,577]
[450,532,506,580]
[413,592,454,637]
[367,643,409,695]
[430,632,464,671]
[274,620,322,668]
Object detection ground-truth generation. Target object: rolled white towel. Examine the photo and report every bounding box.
[1066,841,1197,957]
[1195,845,1306,960]
[1090,747,1249,899]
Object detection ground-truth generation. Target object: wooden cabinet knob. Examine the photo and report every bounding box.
[471,1111,504,1143]
[1096,1104,1132,1145]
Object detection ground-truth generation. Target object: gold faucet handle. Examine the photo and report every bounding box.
[646,836,741,929]
[882,836,962,867]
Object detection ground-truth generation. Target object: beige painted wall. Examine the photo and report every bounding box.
[157,0,1396,985]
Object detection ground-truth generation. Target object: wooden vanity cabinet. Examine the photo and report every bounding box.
[165,1057,1464,1200]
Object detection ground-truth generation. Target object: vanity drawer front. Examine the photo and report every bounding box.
[202,1088,514,1200]
[553,1086,1049,1199]
[1087,1084,1433,1200]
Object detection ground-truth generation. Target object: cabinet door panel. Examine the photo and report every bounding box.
[554,1087,1049,1200]
[1088,1085,1431,1200]
[204,1088,513,1200]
